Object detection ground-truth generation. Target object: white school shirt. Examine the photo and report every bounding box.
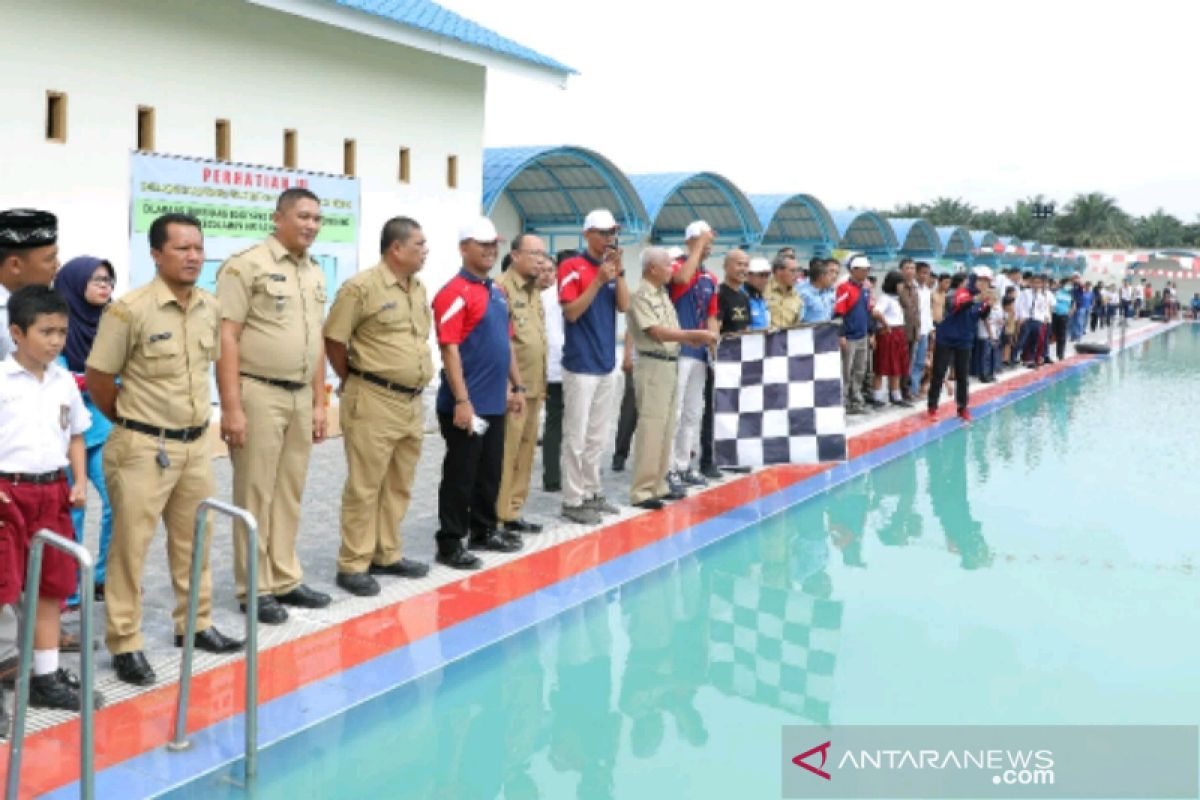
[1015,288,1034,321]
[0,358,90,472]
[876,294,905,327]
[916,284,934,335]
[541,285,565,384]
[0,285,12,360]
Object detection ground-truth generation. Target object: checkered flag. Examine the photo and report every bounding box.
[713,325,847,466]
[708,568,842,723]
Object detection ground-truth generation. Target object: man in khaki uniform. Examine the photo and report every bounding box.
[86,213,243,687]
[495,234,548,535]
[766,253,803,328]
[215,188,330,624]
[627,247,717,510]
[323,217,433,597]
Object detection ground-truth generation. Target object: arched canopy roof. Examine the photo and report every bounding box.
[1023,241,1045,268]
[937,226,974,259]
[829,210,898,257]
[971,230,1001,253]
[628,172,761,245]
[749,194,838,251]
[1000,236,1027,266]
[482,146,648,238]
[888,218,941,257]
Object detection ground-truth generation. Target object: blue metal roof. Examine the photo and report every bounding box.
[1022,241,1045,268]
[482,146,648,237]
[888,218,941,257]
[1000,236,1026,266]
[332,0,575,75]
[629,172,762,245]
[971,230,1000,252]
[749,193,838,251]
[936,226,974,259]
[829,210,898,257]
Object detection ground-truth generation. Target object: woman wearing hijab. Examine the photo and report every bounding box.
[56,256,115,603]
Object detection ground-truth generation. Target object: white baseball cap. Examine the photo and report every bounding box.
[458,216,503,244]
[667,246,685,261]
[748,257,771,274]
[685,220,713,241]
[582,209,619,232]
[972,266,993,280]
[848,255,871,270]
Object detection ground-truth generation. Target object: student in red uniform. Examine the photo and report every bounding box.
[431,218,527,570]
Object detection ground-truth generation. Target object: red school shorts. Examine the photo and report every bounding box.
[0,478,78,605]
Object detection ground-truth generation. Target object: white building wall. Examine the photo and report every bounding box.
[0,0,486,297]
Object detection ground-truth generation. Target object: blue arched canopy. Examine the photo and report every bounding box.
[830,210,897,259]
[749,193,838,256]
[1023,241,1045,269]
[628,172,761,246]
[1000,237,1026,267]
[936,226,974,260]
[888,218,941,258]
[482,146,648,238]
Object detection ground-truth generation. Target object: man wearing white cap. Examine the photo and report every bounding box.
[431,217,527,569]
[745,257,772,329]
[667,220,719,489]
[833,255,874,414]
[557,209,630,524]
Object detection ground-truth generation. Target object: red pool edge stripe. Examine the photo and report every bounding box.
[0,329,1166,797]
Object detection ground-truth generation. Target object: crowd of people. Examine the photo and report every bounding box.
[0,195,1175,725]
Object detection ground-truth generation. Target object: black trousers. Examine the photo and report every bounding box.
[1051,313,1069,360]
[437,412,506,553]
[541,382,563,490]
[700,364,715,470]
[927,343,971,411]
[613,372,637,460]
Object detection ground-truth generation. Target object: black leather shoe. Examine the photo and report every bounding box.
[634,498,665,510]
[700,464,722,480]
[435,549,483,570]
[336,571,381,597]
[177,626,244,654]
[666,486,687,500]
[275,584,332,609]
[113,651,156,686]
[30,668,105,711]
[469,531,524,553]
[502,518,543,534]
[240,594,288,625]
[543,483,561,492]
[611,455,626,472]
[369,558,430,579]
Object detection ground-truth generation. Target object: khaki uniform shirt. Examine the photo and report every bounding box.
[628,281,681,358]
[216,235,326,383]
[767,277,803,328]
[497,268,547,399]
[87,276,220,428]
[322,261,433,389]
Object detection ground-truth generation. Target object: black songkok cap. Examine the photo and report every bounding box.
[0,209,58,249]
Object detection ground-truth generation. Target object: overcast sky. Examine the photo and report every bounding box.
[440,0,1197,221]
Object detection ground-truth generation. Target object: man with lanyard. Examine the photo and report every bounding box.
[431,217,526,570]
[668,221,719,490]
[834,255,874,414]
[798,259,836,322]
[557,210,629,525]
[908,261,934,398]
[744,257,771,329]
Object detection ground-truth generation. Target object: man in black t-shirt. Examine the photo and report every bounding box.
[699,250,751,477]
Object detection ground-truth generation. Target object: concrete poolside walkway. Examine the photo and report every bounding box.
[25,317,1164,735]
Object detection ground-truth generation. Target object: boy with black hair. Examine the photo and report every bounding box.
[0,285,101,712]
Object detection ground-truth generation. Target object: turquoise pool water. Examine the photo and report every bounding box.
[167,325,1200,799]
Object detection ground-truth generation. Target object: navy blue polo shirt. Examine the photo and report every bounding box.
[433,269,511,416]
[558,252,617,375]
[670,262,719,361]
[835,280,872,340]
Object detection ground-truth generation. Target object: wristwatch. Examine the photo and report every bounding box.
[511,385,527,394]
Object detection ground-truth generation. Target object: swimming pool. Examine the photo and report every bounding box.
[163,324,1199,799]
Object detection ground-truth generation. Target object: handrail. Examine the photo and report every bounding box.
[168,498,259,780]
[5,530,97,800]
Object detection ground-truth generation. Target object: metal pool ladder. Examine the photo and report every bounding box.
[168,498,260,780]
[5,531,98,800]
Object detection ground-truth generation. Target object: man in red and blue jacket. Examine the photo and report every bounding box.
[432,217,527,570]
[927,268,991,422]
[834,255,876,414]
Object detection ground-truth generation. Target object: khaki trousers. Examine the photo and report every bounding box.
[630,358,679,504]
[337,378,424,573]
[561,369,618,506]
[102,426,214,654]
[231,378,313,600]
[496,395,543,523]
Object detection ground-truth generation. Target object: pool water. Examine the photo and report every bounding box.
[166,326,1200,799]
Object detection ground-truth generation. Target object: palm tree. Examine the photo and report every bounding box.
[923,197,976,226]
[1056,192,1134,248]
[1133,209,1185,248]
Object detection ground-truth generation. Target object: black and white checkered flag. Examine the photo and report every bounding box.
[713,324,847,466]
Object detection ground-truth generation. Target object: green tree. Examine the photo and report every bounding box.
[885,203,927,219]
[1055,192,1134,248]
[923,197,976,226]
[1133,209,1185,248]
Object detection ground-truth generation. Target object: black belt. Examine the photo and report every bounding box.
[116,417,209,443]
[0,470,65,485]
[240,372,307,392]
[348,366,423,397]
[638,350,678,363]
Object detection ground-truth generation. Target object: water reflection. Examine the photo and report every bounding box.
[925,433,991,570]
